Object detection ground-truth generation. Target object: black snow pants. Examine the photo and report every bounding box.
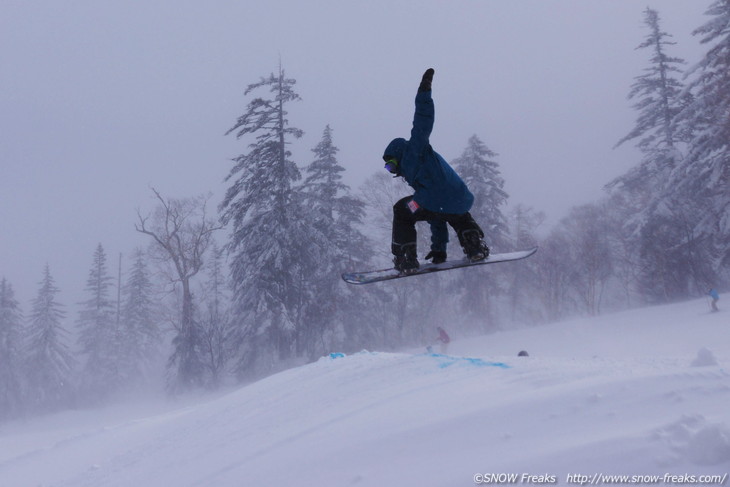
[391,196,484,255]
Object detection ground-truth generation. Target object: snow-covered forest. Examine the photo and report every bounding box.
[1,3,729,422]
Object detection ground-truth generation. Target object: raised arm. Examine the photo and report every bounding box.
[410,68,435,152]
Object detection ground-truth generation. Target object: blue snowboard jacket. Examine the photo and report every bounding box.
[383,90,474,251]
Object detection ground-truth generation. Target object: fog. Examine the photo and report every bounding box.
[1,0,708,308]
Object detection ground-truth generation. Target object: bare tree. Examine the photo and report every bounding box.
[562,204,613,316]
[136,188,221,391]
[534,232,573,322]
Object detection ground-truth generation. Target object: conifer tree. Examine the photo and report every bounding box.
[77,244,118,401]
[610,7,702,301]
[25,265,75,412]
[610,6,688,210]
[298,125,370,357]
[0,278,24,419]
[220,65,312,376]
[675,0,730,272]
[452,135,510,250]
[119,249,159,388]
[451,135,509,325]
[615,8,687,156]
[301,125,348,233]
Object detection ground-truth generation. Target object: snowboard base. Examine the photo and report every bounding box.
[342,247,537,285]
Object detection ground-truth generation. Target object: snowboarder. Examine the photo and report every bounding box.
[436,326,451,354]
[709,288,720,312]
[383,68,489,274]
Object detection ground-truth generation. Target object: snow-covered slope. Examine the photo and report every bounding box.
[1,299,729,487]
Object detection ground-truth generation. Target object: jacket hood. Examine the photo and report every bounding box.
[383,138,407,162]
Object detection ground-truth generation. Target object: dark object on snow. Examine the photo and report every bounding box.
[518,350,529,357]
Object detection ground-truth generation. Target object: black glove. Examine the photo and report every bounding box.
[425,250,446,264]
[418,68,435,92]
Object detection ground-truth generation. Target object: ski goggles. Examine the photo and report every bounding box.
[384,158,399,174]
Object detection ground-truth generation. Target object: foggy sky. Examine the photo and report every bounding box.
[0,1,709,307]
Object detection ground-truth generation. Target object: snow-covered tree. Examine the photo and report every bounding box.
[615,8,688,157]
[609,7,711,302]
[25,265,75,412]
[0,278,24,419]
[452,135,510,251]
[119,249,160,389]
[674,0,730,272]
[451,135,509,326]
[137,189,220,392]
[77,244,119,401]
[220,65,313,377]
[298,125,371,357]
[610,7,688,213]
[637,211,694,302]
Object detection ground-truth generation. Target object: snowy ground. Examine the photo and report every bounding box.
[1,298,729,487]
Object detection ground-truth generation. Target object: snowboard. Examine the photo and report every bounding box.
[342,247,537,285]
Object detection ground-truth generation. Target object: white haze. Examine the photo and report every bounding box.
[0,1,708,308]
[1,297,728,484]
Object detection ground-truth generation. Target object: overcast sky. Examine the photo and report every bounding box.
[1,1,710,308]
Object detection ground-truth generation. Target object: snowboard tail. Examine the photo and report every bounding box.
[342,247,537,285]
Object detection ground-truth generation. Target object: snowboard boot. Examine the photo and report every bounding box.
[460,229,490,262]
[392,242,420,274]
